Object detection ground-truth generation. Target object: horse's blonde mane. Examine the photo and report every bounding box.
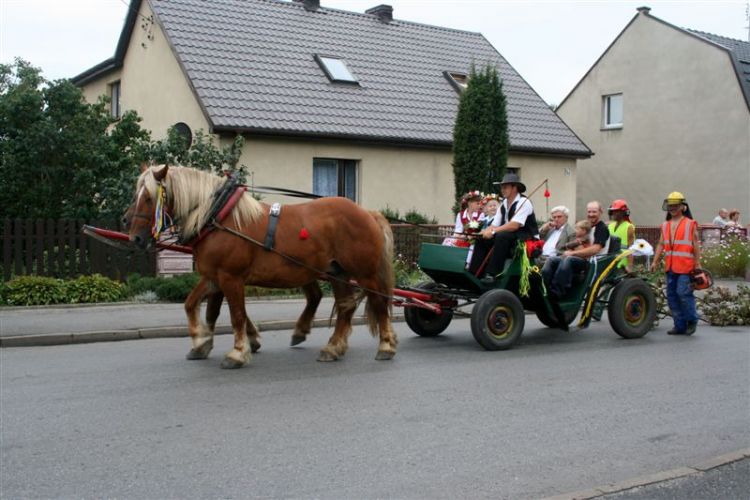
[138,165,263,241]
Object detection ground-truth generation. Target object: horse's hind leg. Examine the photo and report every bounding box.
[185,277,215,360]
[218,273,252,369]
[291,281,323,346]
[318,280,357,362]
[360,279,398,361]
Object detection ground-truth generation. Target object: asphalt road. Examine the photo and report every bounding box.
[1,318,748,499]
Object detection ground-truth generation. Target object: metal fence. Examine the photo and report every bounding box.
[1,219,156,282]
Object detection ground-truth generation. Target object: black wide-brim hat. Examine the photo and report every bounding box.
[492,173,526,193]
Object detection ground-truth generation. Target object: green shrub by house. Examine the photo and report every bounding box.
[3,276,68,306]
[65,274,125,304]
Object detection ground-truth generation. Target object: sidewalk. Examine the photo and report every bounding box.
[0,297,404,348]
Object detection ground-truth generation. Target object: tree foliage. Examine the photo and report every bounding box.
[0,59,149,220]
[0,59,248,221]
[451,64,509,208]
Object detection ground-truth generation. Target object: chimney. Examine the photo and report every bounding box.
[293,0,319,12]
[366,4,393,23]
[636,6,651,14]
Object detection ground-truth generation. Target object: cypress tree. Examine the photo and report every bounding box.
[451,65,509,208]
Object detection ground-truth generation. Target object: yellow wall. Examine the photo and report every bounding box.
[558,12,750,225]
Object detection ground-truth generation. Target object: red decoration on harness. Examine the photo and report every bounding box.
[299,228,310,240]
[543,188,550,198]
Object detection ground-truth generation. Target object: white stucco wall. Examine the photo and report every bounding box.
[558,12,750,226]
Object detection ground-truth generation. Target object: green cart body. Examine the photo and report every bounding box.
[402,241,656,350]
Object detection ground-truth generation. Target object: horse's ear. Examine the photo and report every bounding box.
[139,162,150,173]
[153,164,169,182]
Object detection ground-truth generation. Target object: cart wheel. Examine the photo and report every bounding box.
[608,279,657,339]
[471,289,524,350]
[404,282,453,337]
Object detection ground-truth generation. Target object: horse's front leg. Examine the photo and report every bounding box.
[218,273,252,369]
[205,290,260,353]
[291,281,323,346]
[185,277,215,360]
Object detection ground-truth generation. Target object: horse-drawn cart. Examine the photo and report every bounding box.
[393,240,658,350]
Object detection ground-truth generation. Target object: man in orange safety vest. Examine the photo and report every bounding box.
[650,192,702,335]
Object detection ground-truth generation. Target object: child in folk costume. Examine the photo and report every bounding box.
[443,191,484,248]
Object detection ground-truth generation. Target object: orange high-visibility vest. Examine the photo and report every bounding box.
[661,217,697,273]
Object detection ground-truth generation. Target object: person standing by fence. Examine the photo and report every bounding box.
[650,191,702,336]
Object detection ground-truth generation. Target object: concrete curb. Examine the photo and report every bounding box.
[0,314,405,348]
[543,448,750,500]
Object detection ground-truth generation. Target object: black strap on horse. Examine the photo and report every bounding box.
[264,203,282,250]
[207,174,240,225]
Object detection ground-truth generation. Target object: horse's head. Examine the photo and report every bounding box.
[124,164,169,250]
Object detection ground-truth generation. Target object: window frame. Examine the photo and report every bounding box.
[110,81,121,119]
[602,93,623,130]
[312,158,359,201]
[314,55,359,85]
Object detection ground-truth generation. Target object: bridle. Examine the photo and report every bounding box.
[126,181,173,239]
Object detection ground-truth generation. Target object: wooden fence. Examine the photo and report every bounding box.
[1,219,156,282]
[2,220,745,282]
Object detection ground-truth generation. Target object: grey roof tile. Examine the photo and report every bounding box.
[144,0,590,154]
[688,30,750,110]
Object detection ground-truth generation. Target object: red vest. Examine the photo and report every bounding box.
[661,217,697,273]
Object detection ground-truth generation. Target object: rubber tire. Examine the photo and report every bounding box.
[608,279,657,339]
[535,306,579,328]
[470,289,525,351]
[404,282,453,337]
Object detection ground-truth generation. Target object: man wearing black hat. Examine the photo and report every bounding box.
[469,173,539,284]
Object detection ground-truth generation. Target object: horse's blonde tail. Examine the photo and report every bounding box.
[365,211,395,336]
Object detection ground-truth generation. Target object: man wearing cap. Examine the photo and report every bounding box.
[469,173,539,284]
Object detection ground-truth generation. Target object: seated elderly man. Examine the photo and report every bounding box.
[712,209,729,227]
[538,205,577,265]
[542,201,610,298]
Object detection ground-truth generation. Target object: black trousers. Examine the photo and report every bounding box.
[469,231,519,276]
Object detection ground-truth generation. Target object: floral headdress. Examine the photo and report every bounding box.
[481,193,500,205]
[460,190,484,210]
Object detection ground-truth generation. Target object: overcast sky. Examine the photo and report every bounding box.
[1,0,747,104]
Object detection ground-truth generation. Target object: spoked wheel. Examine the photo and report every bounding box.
[470,289,524,350]
[608,279,657,338]
[404,282,453,337]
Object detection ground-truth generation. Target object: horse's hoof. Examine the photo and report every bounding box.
[220,357,246,369]
[375,350,396,361]
[290,335,306,346]
[186,349,208,360]
[250,341,261,353]
[186,339,213,360]
[317,350,338,362]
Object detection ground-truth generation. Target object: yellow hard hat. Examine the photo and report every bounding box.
[662,191,687,211]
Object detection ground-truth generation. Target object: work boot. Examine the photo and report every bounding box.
[685,321,697,336]
[667,328,686,335]
[480,274,495,285]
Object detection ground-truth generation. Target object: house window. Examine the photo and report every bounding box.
[314,55,358,84]
[603,93,623,129]
[313,158,357,201]
[110,81,121,119]
[444,71,468,93]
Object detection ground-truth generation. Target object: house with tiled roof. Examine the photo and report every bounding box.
[74,0,591,222]
[557,6,749,226]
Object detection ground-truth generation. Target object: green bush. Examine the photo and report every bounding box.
[393,256,429,287]
[153,273,201,302]
[699,284,750,326]
[380,206,438,225]
[125,273,161,297]
[65,274,125,304]
[701,235,750,278]
[0,281,8,305]
[4,276,68,306]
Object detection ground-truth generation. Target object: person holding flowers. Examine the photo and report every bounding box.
[444,190,484,248]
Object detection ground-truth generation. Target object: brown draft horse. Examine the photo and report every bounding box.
[126,164,397,369]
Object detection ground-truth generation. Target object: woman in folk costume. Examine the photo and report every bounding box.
[650,192,702,336]
[607,199,636,272]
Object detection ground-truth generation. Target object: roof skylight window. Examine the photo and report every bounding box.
[315,55,358,84]
[444,71,469,93]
